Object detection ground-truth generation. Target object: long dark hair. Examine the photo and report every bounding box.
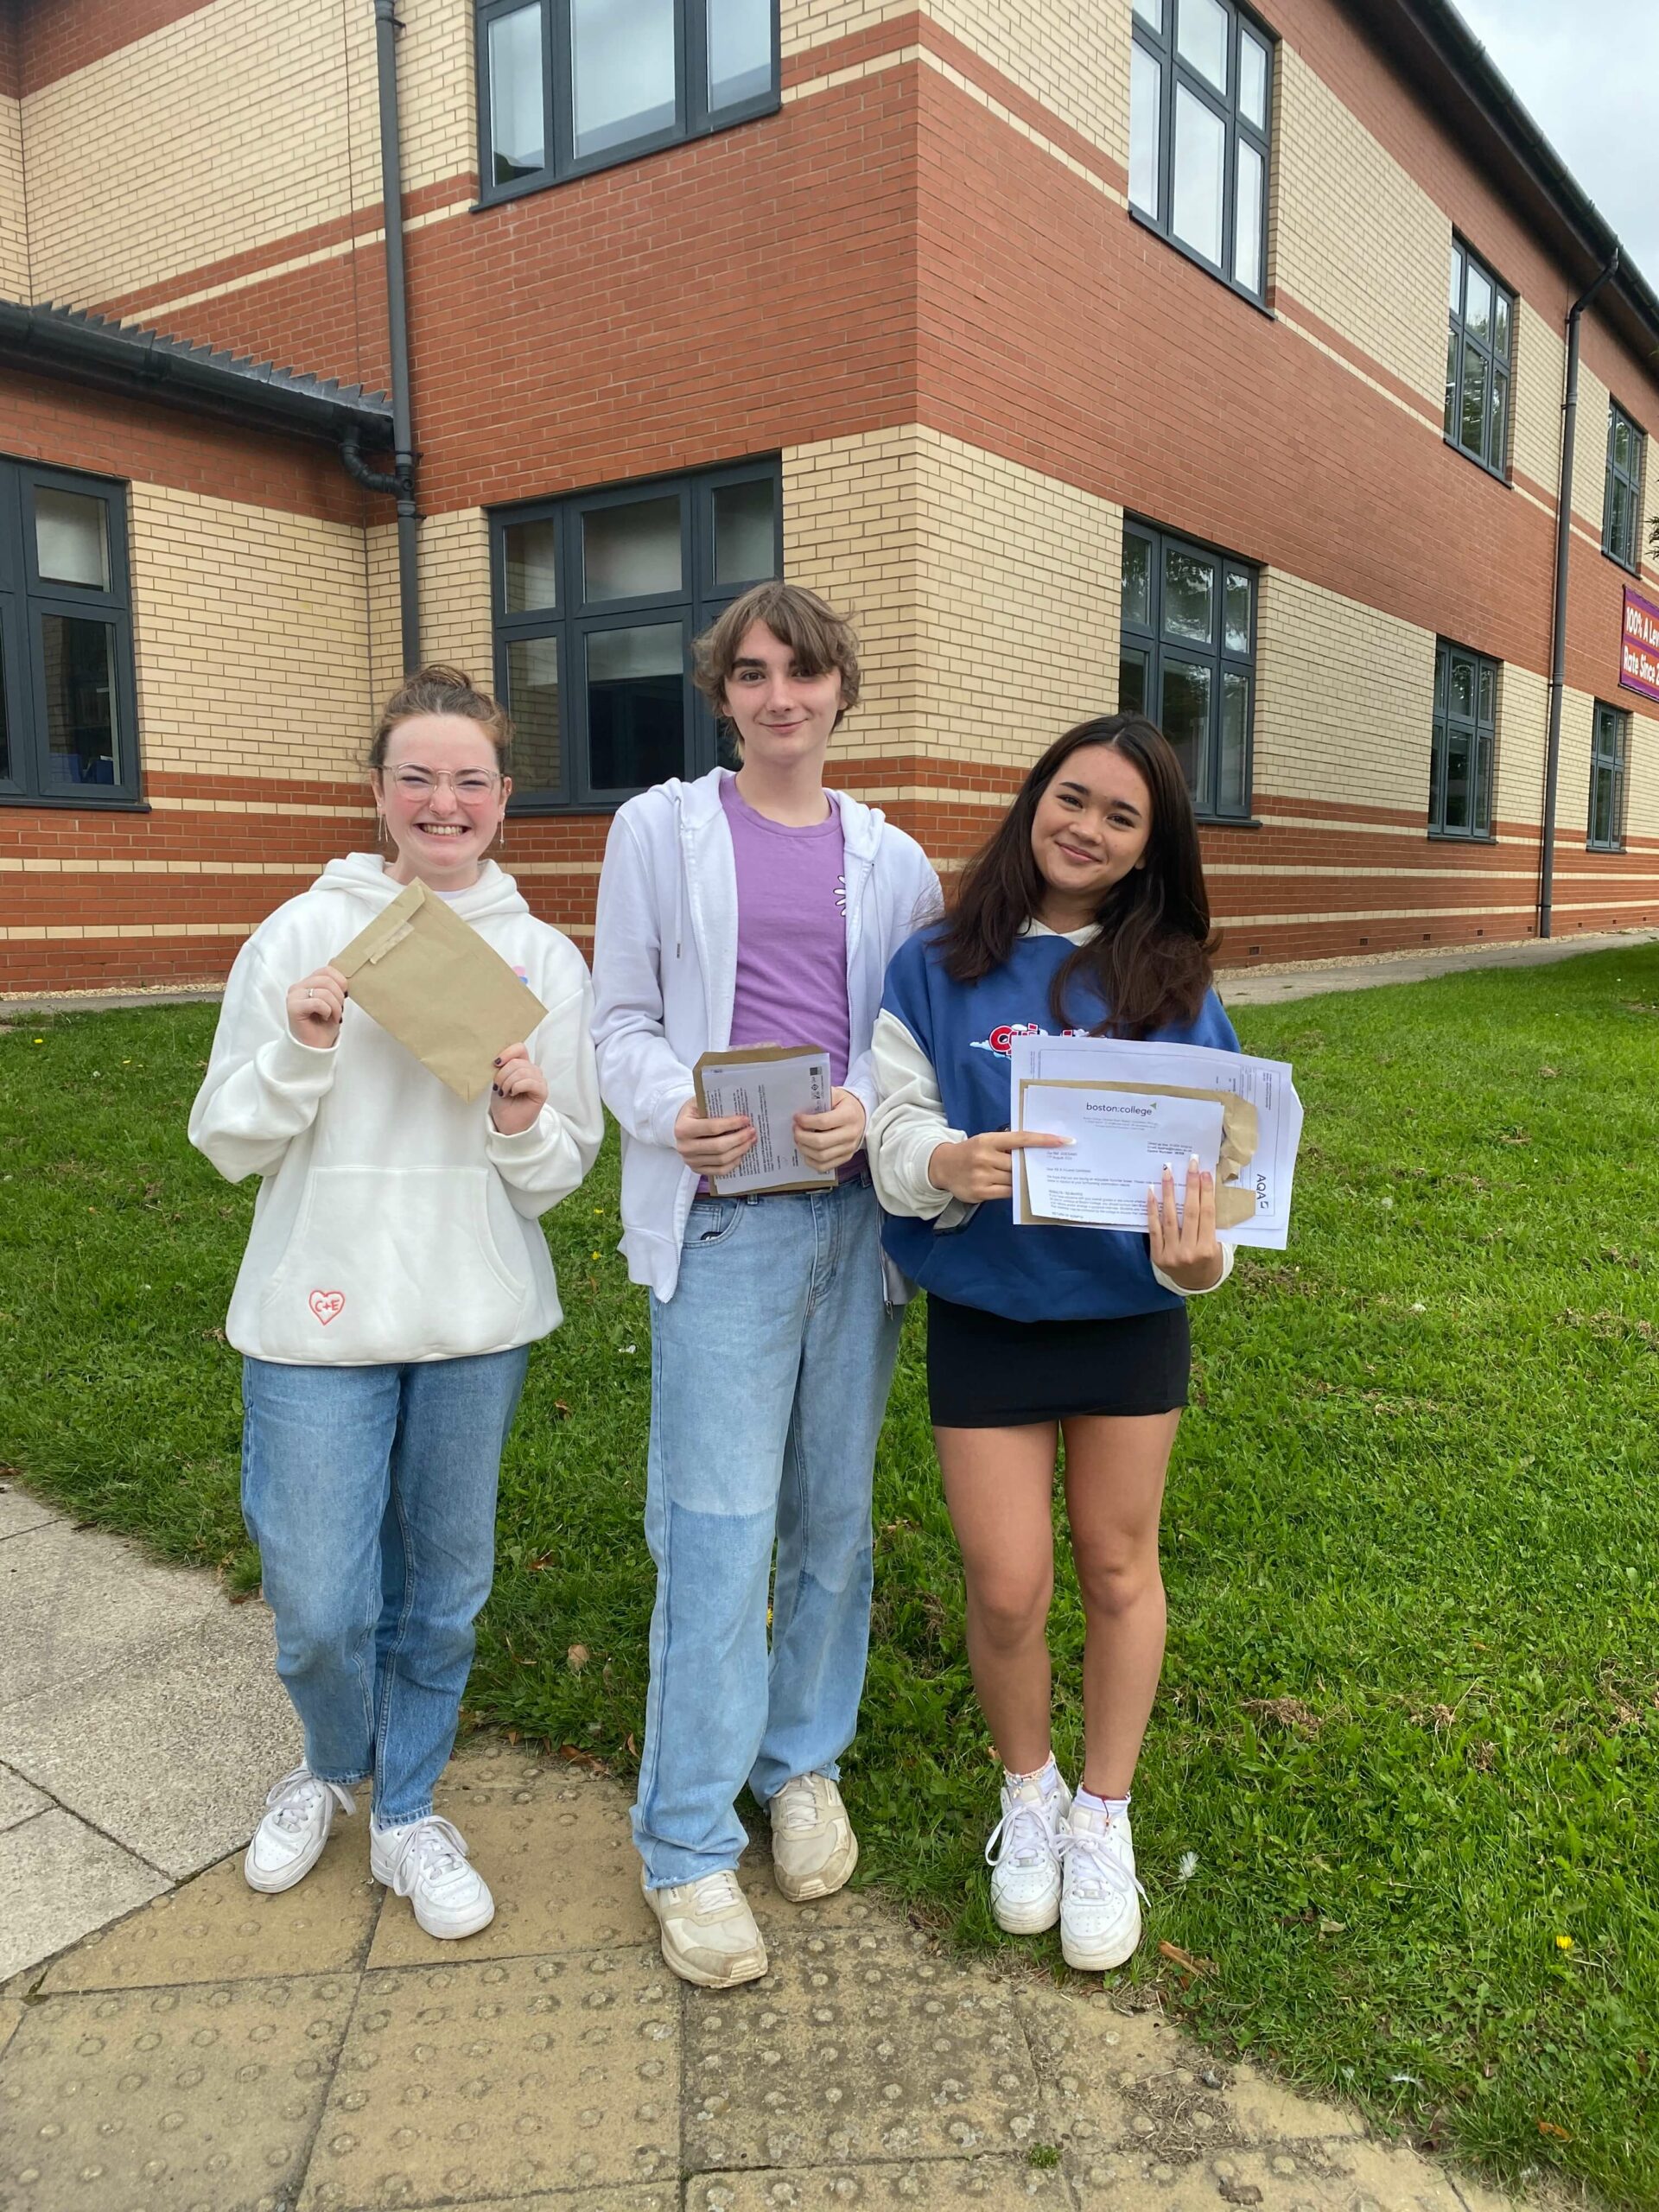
[933,714,1218,1039]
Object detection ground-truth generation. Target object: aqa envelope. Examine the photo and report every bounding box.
[332,878,548,1102]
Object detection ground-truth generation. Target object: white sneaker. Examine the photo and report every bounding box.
[768,1773,859,1902]
[370,1815,495,1939]
[244,1765,356,1895]
[1059,1799,1147,1971]
[644,1868,768,1987]
[985,1769,1071,1934]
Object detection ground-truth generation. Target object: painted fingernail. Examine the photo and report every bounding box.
[493,1056,503,1067]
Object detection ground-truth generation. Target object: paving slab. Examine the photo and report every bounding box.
[0,1810,168,1982]
[0,1604,300,1879]
[0,1765,48,1832]
[0,1521,225,1707]
[686,2157,1073,2207]
[368,1758,654,1969]
[297,1949,679,2209]
[684,1921,1041,2172]
[0,1971,355,2212]
[0,1486,60,1542]
[416,2193,676,2211]
[45,1831,383,1993]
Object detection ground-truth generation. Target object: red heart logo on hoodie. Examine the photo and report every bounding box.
[308,1289,346,1326]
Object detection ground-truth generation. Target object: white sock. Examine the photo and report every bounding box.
[1006,1754,1063,1797]
[1074,1786,1130,1821]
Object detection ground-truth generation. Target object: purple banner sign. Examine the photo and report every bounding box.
[1622,585,1659,704]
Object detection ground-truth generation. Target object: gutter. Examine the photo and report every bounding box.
[0,298,393,443]
[1538,249,1621,941]
[374,0,421,672]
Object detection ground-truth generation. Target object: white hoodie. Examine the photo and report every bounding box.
[592,767,940,1302]
[190,854,603,1365]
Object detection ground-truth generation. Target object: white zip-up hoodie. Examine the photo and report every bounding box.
[592,766,940,1302]
[189,854,603,1365]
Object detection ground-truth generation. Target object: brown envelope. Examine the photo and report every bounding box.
[332,878,549,1103]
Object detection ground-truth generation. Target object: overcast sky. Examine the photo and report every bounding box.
[1451,0,1659,283]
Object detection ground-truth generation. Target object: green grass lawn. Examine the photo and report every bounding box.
[3,948,1657,2203]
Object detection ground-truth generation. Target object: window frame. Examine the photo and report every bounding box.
[1120,516,1258,823]
[1428,638,1498,841]
[0,460,141,810]
[490,455,783,811]
[1587,700,1629,853]
[1128,0,1274,314]
[1603,399,1645,574]
[476,0,781,207]
[1444,238,1514,484]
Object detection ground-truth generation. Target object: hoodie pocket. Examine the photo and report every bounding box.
[256,1165,531,1362]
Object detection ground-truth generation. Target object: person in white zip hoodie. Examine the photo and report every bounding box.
[190,665,602,1941]
[592,582,938,1987]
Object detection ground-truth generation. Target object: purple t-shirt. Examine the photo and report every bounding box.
[722,775,851,1079]
[716,775,859,1181]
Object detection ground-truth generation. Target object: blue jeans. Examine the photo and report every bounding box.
[240,1348,528,1827]
[632,1176,902,1888]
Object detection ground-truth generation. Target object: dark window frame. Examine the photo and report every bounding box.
[0,459,140,810]
[1602,398,1645,574]
[491,456,783,811]
[1444,238,1513,483]
[1587,700,1628,852]
[1128,0,1274,314]
[1120,516,1257,823]
[1429,638,1498,840]
[476,0,781,207]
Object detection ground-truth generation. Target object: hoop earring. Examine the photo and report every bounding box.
[495,817,506,856]
[376,811,389,849]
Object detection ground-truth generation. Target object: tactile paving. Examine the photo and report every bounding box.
[367,1768,652,1968]
[683,1923,1041,2171]
[0,1974,353,2212]
[298,1948,679,2208]
[45,1834,381,1993]
[685,2158,1072,2208]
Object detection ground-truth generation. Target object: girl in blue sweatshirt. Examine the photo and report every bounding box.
[868,712,1237,1972]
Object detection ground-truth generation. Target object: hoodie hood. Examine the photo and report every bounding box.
[314,854,531,924]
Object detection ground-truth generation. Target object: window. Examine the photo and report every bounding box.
[491,459,781,807]
[1128,0,1273,305]
[1429,639,1497,838]
[0,461,138,808]
[1119,518,1255,820]
[1604,401,1645,572]
[1588,702,1628,851]
[477,0,778,201]
[1444,241,1512,479]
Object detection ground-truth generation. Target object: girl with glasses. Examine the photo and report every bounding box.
[190,664,602,1940]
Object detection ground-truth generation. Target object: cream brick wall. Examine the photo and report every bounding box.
[1497,661,1548,829]
[129,480,374,781]
[397,0,478,199]
[23,0,375,307]
[1253,569,1436,811]
[1571,358,1612,541]
[784,425,1120,773]
[1510,297,1563,494]
[1552,686,1594,842]
[1273,43,1446,410]
[783,0,1129,169]
[0,94,29,300]
[366,508,494,720]
[1624,702,1659,843]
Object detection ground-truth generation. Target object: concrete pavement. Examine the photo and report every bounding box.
[0,1478,1547,2212]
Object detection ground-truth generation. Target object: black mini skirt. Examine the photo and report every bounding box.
[925,1294,1191,1427]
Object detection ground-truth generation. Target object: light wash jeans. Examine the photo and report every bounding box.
[240,1347,529,1828]
[632,1175,902,1889]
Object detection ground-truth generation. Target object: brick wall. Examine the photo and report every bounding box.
[0,88,26,297]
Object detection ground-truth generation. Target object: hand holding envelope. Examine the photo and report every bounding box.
[330,878,549,1103]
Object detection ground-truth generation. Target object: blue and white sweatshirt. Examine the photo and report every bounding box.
[868,923,1239,1323]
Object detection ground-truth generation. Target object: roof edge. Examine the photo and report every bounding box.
[1380,0,1659,357]
[0,300,396,443]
